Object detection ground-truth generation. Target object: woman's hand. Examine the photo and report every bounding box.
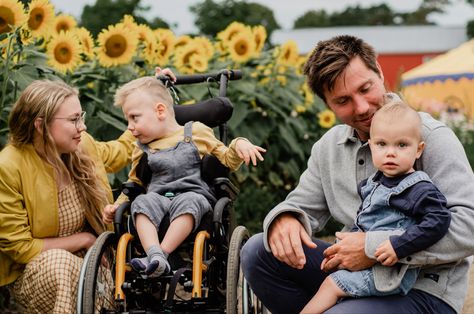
[155,67,176,82]
[103,204,118,224]
[235,138,266,166]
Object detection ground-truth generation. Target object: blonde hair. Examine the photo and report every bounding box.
[114,76,174,110]
[9,80,107,234]
[371,100,423,141]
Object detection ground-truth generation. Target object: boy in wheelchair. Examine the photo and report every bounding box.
[103,76,265,278]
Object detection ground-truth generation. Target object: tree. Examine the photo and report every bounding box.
[80,0,169,36]
[329,4,395,26]
[468,20,474,38]
[190,0,279,37]
[397,0,449,25]
[293,10,330,28]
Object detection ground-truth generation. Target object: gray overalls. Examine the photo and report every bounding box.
[131,122,215,231]
[330,171,431,297]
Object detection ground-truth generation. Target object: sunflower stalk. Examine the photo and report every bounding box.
[0,31,15,114]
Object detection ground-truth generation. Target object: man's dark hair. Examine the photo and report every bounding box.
[303,35,381,102]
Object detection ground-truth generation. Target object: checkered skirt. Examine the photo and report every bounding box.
[12,182,86,313]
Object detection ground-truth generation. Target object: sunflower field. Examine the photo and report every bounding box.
[0,0,338,232]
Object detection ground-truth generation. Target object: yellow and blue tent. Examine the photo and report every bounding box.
[401,39,474,118]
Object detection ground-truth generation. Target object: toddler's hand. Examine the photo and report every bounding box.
[235,138,266,166]
[374,239,398,266]
[103,204,118,224]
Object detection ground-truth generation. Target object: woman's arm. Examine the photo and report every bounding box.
[42,232,96,252]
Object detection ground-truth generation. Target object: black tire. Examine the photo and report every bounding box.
[81,231,117,314]
[227,225,264,314]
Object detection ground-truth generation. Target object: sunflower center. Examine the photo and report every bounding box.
[105,34,127,57]
[54,43,72,64]
[234,40,248,55]
[28,8,44,30]
[0,7,15,34]
[284,49,291,60]
[56,22,69,33]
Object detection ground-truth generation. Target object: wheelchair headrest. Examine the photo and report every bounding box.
[174,97,233,128]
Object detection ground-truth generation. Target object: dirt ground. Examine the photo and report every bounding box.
[462,262,474,314]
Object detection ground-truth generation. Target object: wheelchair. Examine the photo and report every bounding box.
[77,70,265,314]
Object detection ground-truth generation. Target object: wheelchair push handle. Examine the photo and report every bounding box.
[157,69,242,85]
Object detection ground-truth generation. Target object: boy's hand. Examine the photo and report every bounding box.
[103,204,119,224]
[235,138,266,166]
[374,239,398,266]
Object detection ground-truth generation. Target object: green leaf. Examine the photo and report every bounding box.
[96,111,127,131]
[278,124,305,161]
[268,171,284,187]
[83,92,104,104]
[9,65,39,90]
[228,100,249,129]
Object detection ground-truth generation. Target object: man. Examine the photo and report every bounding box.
[241,35,474,314]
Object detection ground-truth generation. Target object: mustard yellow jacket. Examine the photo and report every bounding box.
[0,130,135,286]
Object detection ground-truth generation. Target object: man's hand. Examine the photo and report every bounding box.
[268,213,317,269]
[322,232,376,272]
[375,239,399,266]
[103,204,118,224]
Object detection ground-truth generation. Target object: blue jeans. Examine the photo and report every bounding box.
[241,233,455,314]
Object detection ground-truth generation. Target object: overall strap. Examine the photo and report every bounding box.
[137,141,150,154]
[183,121,193,143]
[391,171,432,195]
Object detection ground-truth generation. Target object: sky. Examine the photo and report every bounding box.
[49,0,474,35]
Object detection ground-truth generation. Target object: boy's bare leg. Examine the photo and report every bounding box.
[136,213,160,251]
[300,276,348,314]
[161,213,194,254]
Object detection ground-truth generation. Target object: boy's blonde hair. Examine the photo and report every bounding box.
[114,76,174,109]
[371,99,423,141]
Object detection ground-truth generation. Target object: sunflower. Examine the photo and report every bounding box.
[302,82,314,105]
[54,14,76,34]
[174,35,192,52]
[139,27,160,64]
[72,27,94,59]
[96,23,138,67]
[120,14,138,33]
[46,31,82,73]
[174,41,205,74]
[252,25,266,56]
[217,21,248,44]
[154,28,175,66]
[277,40,299,66]
[189,53,208,73]
[193,36,214,59]
[318,109,336,129]
[227,31,255,64]
[136,23,153,42]
[0,0,27,35]
[295,104,306,113]
[25,0,54,39]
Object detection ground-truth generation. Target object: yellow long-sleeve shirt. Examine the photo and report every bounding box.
[0,130,135,286]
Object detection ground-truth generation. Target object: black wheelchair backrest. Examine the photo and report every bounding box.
[174,97,233,128]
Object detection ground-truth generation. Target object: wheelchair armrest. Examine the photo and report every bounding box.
[114,201,130,235]
[213,177,239,200]
[122,182,146,202]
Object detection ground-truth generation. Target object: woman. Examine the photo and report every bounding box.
[0,79,135,313]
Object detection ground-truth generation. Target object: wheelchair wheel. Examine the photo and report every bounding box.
[226,226,264,314]
[80,231,117,314]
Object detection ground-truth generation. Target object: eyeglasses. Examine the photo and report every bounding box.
[54,111,86,129]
